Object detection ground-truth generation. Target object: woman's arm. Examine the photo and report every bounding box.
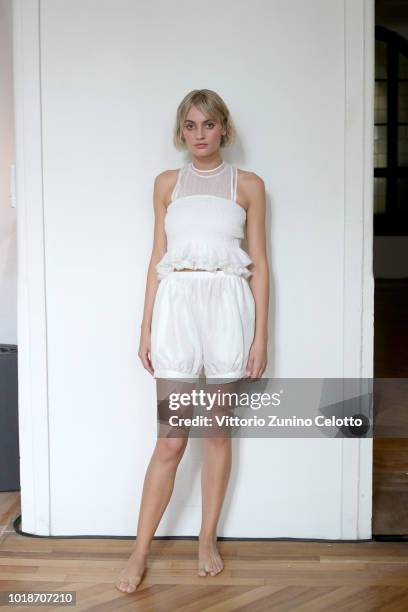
[138,170,177,375]
[242,171,269,378]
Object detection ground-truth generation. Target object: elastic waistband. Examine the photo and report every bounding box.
[169,270,230,278]
[164,270,239,280]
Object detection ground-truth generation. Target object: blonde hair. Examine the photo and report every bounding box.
[173,89,236,150]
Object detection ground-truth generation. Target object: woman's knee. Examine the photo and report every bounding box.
[155,437,187,462]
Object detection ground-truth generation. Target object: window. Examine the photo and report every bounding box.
[374,26,408,235]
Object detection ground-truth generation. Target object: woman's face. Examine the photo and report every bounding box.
[181,105,226,157]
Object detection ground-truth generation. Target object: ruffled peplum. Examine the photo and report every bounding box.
[156,240,253,280]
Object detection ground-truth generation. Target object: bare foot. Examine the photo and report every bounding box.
[115,549,147,594]
[198,534,224,577]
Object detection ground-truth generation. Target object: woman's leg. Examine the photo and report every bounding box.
[198,381,237,577]
[198,435,231,576]
[197,273,255,577]
[115,434,188,593]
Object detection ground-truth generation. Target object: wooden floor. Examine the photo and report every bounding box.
[373,279,408,535]
[1,493,408,611]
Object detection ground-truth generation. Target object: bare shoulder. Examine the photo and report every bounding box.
[153,169,181,208]
[237,168,265,208]
[238,168,265,192]
[154,168,180,190]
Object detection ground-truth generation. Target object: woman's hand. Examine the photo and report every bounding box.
[245,336,268,379]
[138,327,154,375]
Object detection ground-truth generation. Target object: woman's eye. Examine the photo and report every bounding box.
[184,123,214,129]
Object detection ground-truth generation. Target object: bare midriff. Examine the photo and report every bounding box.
[175,268,222,272]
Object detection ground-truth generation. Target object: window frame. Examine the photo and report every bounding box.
[374,25,408,235]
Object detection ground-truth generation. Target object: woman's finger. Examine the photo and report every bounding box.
[139,349,154,375]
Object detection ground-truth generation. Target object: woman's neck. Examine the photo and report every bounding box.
[191,154,224,171]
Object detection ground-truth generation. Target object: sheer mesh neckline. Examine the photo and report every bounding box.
[171,159,239,205]
[190,160,227,178]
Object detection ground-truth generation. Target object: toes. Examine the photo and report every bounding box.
[198,558,224,577]
[198,564,208,576]
[211,560,223,575]
[117,580,129,592]
[198,549,224,577]
[116,575,143,593]
[207,562,217,576]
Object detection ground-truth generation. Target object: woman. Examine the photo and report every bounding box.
[116,89,269,594]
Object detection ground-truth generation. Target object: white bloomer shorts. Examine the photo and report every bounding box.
[151,270,256,384]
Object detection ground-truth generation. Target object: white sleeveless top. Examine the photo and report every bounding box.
[155,160,253,280]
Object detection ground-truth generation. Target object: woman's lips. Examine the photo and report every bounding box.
[195,144,208,148]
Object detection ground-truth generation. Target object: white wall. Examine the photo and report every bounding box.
[14,0,374,539]
[0,0,16,344]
